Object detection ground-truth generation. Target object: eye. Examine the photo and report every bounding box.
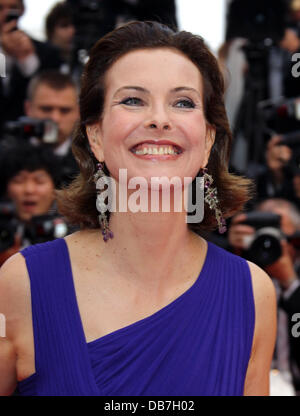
[11,177,23,184]
[60,108,72,115]
[120,97,144,106]
[40,106,53,113]
[174,99,195,109]
[35,178,48,185]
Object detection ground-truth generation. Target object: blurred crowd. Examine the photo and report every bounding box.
[0,0,300,396]
[215,0,300,396]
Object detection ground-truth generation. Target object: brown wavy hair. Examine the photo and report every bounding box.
[57,20,253,233]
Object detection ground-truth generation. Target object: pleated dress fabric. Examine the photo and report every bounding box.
[17,238,255,396]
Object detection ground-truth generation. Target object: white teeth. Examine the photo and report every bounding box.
[132,145,180,155]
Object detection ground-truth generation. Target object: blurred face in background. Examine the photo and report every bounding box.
[0,0,23,28]
[6,169,55,221]
[51,20,75,52]
[25,83,79,146]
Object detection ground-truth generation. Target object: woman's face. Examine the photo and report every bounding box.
[88,48,215,185]
[6,169,55,221]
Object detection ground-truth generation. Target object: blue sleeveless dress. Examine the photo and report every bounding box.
[17,238,255,396]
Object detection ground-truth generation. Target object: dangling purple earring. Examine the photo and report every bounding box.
[201,168,227,234]
[94,162,114,242]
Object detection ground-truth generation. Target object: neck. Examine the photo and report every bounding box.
[97,186,204,293]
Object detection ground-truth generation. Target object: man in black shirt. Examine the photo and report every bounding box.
[24,70,79,187]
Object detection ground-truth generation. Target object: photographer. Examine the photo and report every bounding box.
[0,142,70,267]
[0,0,62,132]
[228,198,300,394]
[24,69,80,187]
[45,2,75,73]
[254,134,300,206]
[223,0,300,173]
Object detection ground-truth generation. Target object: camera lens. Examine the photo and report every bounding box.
[247,234,282,267]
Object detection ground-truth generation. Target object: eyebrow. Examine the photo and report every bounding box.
[113,86,201,97]
[114,86,147,95]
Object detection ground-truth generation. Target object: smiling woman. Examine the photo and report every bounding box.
[59,22,252,234]
[0,21,276,397]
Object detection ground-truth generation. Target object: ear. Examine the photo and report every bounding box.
[86,124,104,162]
[203,125,216,167]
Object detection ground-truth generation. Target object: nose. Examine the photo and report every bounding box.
[148,122,170,131]
[48,110,62,125]
[24,180,36,194]
[144,104,172,131]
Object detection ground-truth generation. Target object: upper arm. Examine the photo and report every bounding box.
[0,253,29,396]
[243,261,277,396]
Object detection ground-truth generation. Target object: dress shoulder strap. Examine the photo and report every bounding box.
[21,238,99,395]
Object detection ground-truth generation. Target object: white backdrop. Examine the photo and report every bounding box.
[19,0,226,54]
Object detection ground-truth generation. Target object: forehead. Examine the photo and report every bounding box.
[33,84,77,104]
[12,169,52,180]
[104,48,203,93]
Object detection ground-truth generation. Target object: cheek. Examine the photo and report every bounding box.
[102,106,142,140]
[41,184,54,197]
[101,112,140,168]
[36,184,54,202]
[181,120,208,157]
[7,184,23,201]
[67,111,79,124]
[180,112,207,142]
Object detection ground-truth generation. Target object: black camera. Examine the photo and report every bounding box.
[239,211,283,267]
[258,97,300,135]
[0,194,70,252]
[3,117,58,144]
[0,211,70,253]
[24,214,69,245]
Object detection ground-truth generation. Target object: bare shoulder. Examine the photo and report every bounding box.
[246,260,277,311]
[246,260,277,344]
[0,253,30,310]
[0,253,31,395]
[0,252,29,292]
[243,261,277,396]
[0,253,31,341]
